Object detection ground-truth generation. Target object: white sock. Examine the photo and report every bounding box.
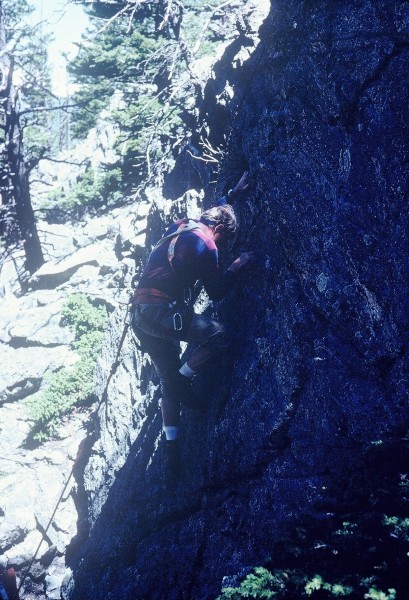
[164,425,179,441]
[179,362,196,379]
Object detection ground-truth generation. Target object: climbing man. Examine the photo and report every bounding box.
[131,171,253,478]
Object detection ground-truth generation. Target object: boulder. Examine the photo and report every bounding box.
[37,222,77,262]
[8,301,74,347]
[46,561,68,600]
[0,345,78,404]
[4,530,49,566]
[0,255,22,299]
[0,477,38,551]
[80,215,113,242]
[28,243,119,291]
[43,497,77,555]
[0,399,34,453]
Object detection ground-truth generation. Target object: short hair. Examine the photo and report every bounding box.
[199,204,237,234]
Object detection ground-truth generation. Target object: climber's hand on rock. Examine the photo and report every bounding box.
[232,171,249,194]
[228,252,255,273]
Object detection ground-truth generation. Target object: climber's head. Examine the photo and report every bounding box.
[199,204,237,246]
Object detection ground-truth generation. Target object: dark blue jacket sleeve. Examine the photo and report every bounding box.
[196,241,238,300]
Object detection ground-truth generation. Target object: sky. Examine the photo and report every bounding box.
[28,0,90,95]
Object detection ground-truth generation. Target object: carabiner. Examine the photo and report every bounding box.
[173,312,183,331]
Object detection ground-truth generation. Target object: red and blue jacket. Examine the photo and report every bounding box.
[135,197,237,303]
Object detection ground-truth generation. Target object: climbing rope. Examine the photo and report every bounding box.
[14,299,136,599]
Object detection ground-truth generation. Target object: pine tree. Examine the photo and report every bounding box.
[65,0,241,200]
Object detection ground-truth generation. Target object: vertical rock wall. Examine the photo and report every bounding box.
[67,2,409,599]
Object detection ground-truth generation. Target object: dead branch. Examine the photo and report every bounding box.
[93,1,147,36]
[29,179,53,186]
[19,102,85,117]
[158,0,173,32]
[192,0,237,56]
[187,136,224,165]
[145,129,155,176]
[127,1,139,32]
[38,156,89,166]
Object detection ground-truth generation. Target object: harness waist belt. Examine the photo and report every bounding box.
[133,287,174,304]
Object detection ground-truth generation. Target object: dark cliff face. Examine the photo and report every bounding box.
[67,2,409,599]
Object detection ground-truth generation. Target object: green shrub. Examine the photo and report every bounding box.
[217,435,409,599]
[46,167,123,213]
[25,294,109,442]
[218,569,355,599]
[364,588,396,600]
[218,569,396,599]
[61,293,108,343]
[217,567,290,599]
[305,574,353,597]
[382,515,409,542]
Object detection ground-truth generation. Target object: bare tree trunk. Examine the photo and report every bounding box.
[5,106,45,274]
[0,0,44,275]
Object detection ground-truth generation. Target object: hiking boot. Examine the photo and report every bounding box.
[165,439,181,484]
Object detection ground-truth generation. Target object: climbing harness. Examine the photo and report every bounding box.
[166,224,197,331]
[152,219,201,254]
[14,296,138,600]
[144,220,200,333]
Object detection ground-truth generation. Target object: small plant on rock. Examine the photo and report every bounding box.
[25,294,109,442]
[217,567,290,599]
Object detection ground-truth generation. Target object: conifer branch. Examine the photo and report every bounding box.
[19,103,82,116]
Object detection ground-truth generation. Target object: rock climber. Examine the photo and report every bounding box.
[131,171,253,478]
